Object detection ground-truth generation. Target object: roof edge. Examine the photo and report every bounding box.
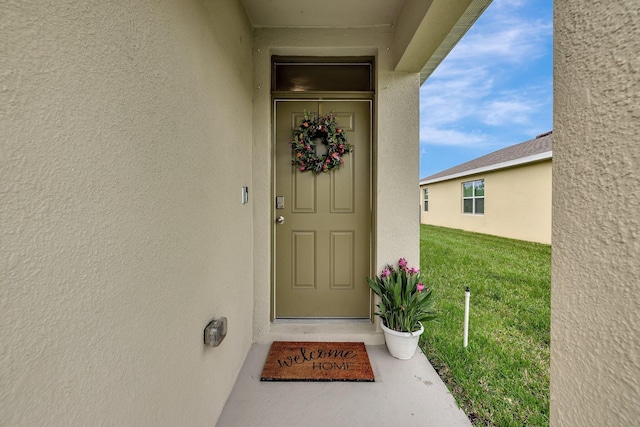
[419,0,493,84]
[420,150,552,185]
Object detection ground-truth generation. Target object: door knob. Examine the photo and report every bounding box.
[276,216,285,224]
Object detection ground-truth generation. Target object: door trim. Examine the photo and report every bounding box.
[271,98,374,320]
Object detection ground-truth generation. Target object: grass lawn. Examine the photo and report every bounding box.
[419,225,550,426]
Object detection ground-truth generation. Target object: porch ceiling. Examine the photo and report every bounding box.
[241,0,404,28]
[241,0,493,83]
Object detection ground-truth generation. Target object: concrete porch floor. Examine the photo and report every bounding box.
[216,343,471,427]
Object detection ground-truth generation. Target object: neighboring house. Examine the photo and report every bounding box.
[4,1,638,426]
[420,132,552,244]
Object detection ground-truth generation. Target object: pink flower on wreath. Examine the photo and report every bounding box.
[417,283,425,293]
[381,268,391,278]
[332,152,340,159]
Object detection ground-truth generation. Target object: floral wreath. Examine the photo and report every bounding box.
[291,111,352,173]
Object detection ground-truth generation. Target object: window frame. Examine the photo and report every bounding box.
[272,56,374,92]
[423,187,429,212]
[462,179,484,215]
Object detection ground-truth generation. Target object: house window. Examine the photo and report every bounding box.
[423,188,429,212]
[463,180,484,214]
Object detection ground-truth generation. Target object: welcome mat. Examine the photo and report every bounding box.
[260,341,375,382]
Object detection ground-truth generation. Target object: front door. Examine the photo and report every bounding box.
[274,100,371,318]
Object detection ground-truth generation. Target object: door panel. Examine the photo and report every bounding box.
[330,231,354,289]
[274,100,371,318]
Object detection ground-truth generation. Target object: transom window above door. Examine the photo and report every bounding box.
[272,56,374,92]
[463,180,484,215]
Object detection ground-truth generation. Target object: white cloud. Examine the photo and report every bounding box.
[424,0,552,77]
[420,66,494,126]
[482,99,534,126]
[446,17,551,67]
[492,0,528,11]
[419,126,489,148]
[419,0,552,147]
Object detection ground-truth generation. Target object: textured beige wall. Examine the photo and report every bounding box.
[251,28,421,336]
[420,161,552,244]
[552,1,640,425]
[2,1,253,425]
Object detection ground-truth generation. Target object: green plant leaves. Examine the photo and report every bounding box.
[368,260,437,332]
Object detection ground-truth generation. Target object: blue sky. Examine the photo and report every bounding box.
[419,0,553,179]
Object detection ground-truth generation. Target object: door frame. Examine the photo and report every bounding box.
[271,95,375,320]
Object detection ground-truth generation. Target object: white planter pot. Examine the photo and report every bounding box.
[380,322,424,360]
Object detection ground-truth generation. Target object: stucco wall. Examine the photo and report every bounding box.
[552,1,640,425]
[420,161,552,244]
[251,28,421,336]
[2,1,253,425]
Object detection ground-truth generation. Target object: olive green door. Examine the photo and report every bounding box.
[274,100,371,318]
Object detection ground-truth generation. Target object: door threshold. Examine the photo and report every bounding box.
[257,319,384,345]
[273,318,371,324]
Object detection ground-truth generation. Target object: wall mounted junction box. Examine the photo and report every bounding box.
[204,317,227,347]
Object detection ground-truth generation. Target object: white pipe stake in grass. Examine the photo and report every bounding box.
[464,286,470,348]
